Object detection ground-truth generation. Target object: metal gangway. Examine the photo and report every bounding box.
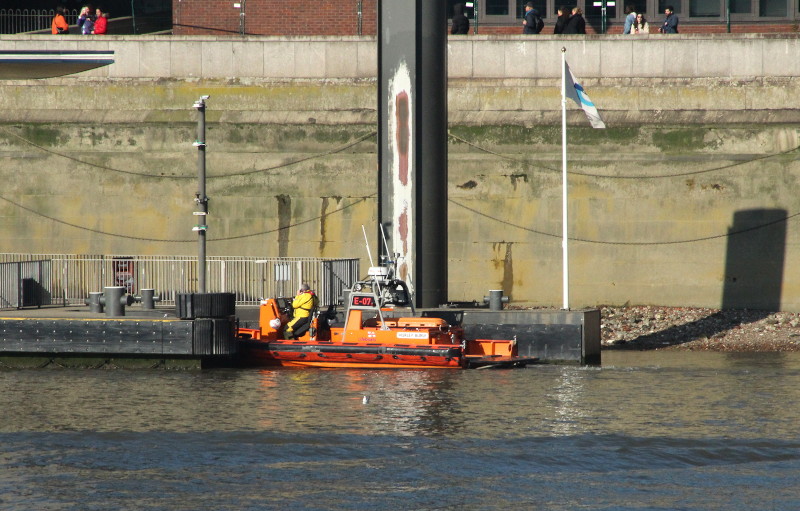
[0,254,359,309]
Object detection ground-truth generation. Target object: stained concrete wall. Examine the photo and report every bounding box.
[1,35,800,310]
[3,34,800,80]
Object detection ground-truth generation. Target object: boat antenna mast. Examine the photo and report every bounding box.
[378,223,396,279]
[361,225,376,268]
[360,225,386,300]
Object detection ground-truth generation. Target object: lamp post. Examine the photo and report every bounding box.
[192,96,209,293]
[726,0,731,32]
[239,0,246,35]
[602,0,607,33]
[130,0,136,34]
[593,0,615,33]
[469,1,478,34]
[358,0,363,35]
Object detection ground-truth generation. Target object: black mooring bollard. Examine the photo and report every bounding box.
[103,286,134,317]
[483,290,509,311]
[138,289,161,310]
[85,292,104,314]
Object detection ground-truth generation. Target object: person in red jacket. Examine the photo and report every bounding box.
[93,8,108,34]
[51,6,70,34]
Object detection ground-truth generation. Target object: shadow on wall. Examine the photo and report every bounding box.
[722,208,785,310]
[612,208,787,349]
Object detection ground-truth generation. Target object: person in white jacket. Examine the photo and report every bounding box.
[630,13,650,34]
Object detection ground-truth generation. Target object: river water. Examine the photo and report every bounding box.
[1,351,799,510]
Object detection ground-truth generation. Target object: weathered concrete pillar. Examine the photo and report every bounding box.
[378,0,448,308]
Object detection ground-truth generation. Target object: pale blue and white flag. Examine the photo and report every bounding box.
[564,61,606,129]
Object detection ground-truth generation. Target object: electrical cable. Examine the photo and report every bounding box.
[449,198,800,246]
[0,193,374,243]
[447,131,800,179]
[3,125,799,245]
[0,126,376,179]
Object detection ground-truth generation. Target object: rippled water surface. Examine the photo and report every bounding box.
[1,351,799,510]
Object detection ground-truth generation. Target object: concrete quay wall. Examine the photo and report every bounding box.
[2,34,800,127]
[2,34,800,80]
[1,35,800,311]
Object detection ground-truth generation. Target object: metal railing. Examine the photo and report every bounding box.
[1,8,172,35]
[0,260,53,309]
[0,254,359,308]
[0,8,79,34]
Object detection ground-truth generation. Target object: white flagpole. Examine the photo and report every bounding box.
[560,47,569,311]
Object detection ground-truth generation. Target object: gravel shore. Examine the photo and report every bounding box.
[601,306,800,351]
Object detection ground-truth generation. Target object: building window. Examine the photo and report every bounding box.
[455,0,800,22]
[658,0,682,14]
[487,0,511,15]
[628,0,649,14]
[690,0,720,16]
[587,0,618,19]
[730,0,752,14]
[760,0,787,16]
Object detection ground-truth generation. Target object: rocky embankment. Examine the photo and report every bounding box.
[601,306,800,351]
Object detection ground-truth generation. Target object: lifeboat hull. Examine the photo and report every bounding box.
[238,339,464,368]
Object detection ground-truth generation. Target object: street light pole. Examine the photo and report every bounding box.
[726,0,731,33]
[601,0,608,33]
[130,0,136,34]
[594,0,615,34]
[192,95,210,293]
[239,0,246,35]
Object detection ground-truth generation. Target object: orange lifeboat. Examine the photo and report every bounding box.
[236,266,537,369]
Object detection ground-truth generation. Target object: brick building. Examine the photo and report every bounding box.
[173,0,378,36]
[172,0,798,36]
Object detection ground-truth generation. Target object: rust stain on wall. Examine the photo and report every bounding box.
[395,91,409,186]
[319,197,330,254]
[501,242,514,297]
[509,174,528,190]
[276,194,291,258]
[398,207,409,256]
[491,242,514,297]
[319,195,342,255]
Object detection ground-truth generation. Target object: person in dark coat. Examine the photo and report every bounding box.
[451,3,470,35]
[659,5,679,33]
[553,5,570,34]
[522,2,543,34]
[563,7,586,34]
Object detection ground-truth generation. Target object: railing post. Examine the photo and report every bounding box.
[15,261,22,308]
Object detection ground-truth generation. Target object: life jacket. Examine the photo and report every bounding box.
[291,291,318,319]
